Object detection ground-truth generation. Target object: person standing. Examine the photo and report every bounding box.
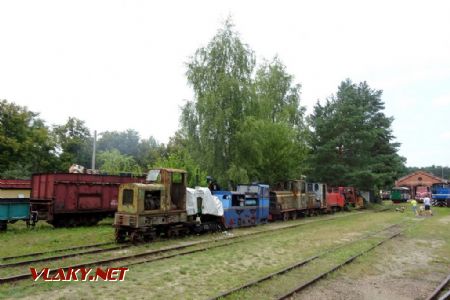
[423,196,432,216]
[411,199,418,216]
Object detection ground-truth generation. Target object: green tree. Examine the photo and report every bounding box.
[307,79,405,191]
[97,149,142,175]
[136,136,166,169]
[234,118,307,185]
[97,129,140,158]
[183,20,309,187]
[154,132,207,187]
[253,57,304,127]
[183,18,255,186]
[52,117,92,170]
[0,100,57,178]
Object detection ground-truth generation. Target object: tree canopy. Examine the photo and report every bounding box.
[0,100,57,178]
[307,79,406,190]
[182,20,308,187]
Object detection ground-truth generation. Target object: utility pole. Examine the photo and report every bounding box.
[92,130,97,170]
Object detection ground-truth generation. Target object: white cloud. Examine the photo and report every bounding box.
[439,131,450,140]
[432,94,450,107]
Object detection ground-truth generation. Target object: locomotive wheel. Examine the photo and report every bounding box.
[115,229,126,243]
[130,231,143,244]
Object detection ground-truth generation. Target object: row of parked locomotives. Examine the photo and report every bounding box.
[113,169,362,242]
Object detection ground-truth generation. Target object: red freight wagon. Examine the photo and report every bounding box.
[30,173,146,227]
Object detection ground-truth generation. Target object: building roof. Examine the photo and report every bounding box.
[395,171,445,186]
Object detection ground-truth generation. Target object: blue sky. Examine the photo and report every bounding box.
[0,0,449,167]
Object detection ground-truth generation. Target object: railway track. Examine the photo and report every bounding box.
[426,274,450,300]
[209,223,404,300]
[0,210,376,284]
[0,210,365,266]
[0,241,114,262]
[2,207,390,268]
[0,243,132,268]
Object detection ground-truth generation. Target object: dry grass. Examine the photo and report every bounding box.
[0,209,407,299]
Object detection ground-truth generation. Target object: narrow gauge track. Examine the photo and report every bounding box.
[0,212,354,271]
[209,223,403,300]
[426,274,450,300]
[0,244,132,268]
[0,210,368,266]
[1,208,389,267]
[276,230,402,300]
[0,242,114,262]
[0,210,372,284]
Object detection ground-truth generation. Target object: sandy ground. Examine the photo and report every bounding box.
[296,218,449,300]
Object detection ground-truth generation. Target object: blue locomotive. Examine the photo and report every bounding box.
[212,184,269,229]
[431,183,450,207]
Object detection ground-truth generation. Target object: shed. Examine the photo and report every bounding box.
[395,171,445,199]
[0,179,31,199]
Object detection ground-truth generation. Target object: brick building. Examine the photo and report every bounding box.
[395,171,445,199]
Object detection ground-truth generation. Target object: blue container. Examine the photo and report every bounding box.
[0,198,30,222]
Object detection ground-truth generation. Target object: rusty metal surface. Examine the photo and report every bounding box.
[0,179,31,190]
[30,173,146,221]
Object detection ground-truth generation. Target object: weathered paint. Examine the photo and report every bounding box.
[213,187,269,229]
[30,173,146,223]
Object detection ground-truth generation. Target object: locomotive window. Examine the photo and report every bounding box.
[232,194,245,206]
[314,183,319,191]
[245,198,258,206]
[301,182,306,193]
[144,190,161,210]
[123,189,134,206]
[147,170,160,182]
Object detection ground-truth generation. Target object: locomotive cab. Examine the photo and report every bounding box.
[114,168,188,242]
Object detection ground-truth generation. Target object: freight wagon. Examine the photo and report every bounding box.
[30,173,146,227]
[0,180,33,231]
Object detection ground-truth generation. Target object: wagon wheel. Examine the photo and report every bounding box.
[283,213,289,221]
[0,221,7,231]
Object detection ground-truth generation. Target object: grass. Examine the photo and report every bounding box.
[1,202,447,300]
[0,218,115,258]
[0,209,406,299]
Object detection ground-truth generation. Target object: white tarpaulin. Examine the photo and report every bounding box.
[186,187,223,217]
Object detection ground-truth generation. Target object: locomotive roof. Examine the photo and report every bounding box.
[151,168,187,173]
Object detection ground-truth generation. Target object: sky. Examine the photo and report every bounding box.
[0,0,449,168]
